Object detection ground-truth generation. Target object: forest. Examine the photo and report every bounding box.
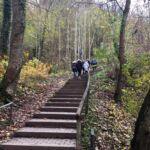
[0,0,150,150]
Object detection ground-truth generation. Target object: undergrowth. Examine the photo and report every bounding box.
[82,51,150,149]
[0,57,70,104]
[82,70,134,150]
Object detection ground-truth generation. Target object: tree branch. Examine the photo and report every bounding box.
[72,0,116,8]
[114,0,123,11]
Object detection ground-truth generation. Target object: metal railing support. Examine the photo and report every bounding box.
[90,129,96,150]
[76,119,82,150]
[0,102,19,126]
[85,90,90,116]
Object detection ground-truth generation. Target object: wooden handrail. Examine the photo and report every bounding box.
[0,102,13,109]
[0,101,19,110]
[90,129,96,150]
[0,102,19,124]
[76,74,90,149]
[76,74,90,119]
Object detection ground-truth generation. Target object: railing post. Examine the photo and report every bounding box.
[0,102,14,126]
[76,74,90,150]
[76,119,81,150]
[85,90,90,116]
[90,129,96,150]
[9,104,13,124]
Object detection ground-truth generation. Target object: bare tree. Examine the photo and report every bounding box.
[114,0,131,103]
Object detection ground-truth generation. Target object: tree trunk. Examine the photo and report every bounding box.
[0,0,26,104]
[66,15,70,60]
[131,89,150,150]
[114,0,131,103]
[58,20,61,67]
[88,14,91,60]
[83,10,87,60]
[39,23,46,60]
[78,23,81,59]
[74,12,78,60]
[0,0,11,56]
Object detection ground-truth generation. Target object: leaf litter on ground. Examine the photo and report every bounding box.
[0,75,69,143]
[82,72,136,150]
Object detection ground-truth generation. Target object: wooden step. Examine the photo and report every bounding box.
[26,119,76,128]
[1,138,76,150]
[63,85,85,89]
[64,85,86,88]
[14,127,76,139]
[65,83,86,86]
[49,98,81,102]
[59,88,85,91]
[54,95,83,98]
[56,91,83,95]
[67,79,87,82]
[1,76,89,150]
[57,91,84,95]
[64,83,86,86]
[34,112,76,119]
[40,106,77,112]
[66,81,86,84]
[45,102,79,107]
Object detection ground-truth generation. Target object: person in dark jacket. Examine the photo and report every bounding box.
[71,61,77,77]
[91,59,97,71]
[76,59,83,78]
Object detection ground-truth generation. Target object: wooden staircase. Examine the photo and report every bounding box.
[1,76,89,150]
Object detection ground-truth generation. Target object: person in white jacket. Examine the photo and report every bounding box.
[83,60,90,74]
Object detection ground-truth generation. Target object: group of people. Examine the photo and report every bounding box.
[71,59,97,78]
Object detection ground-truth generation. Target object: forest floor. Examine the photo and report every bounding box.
[82,68,136,150]
[0,73,70,143]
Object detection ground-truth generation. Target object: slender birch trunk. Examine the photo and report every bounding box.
[88,15,91,60]
[58,20,61,66]
[83,11,87,59]
[74,12,78,60]
[78,23,81,59]
[66,15,70,60]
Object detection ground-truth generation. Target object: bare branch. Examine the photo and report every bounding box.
[71,0,116,9]
[27,1,50,11]
[115,0,123,11]
[27,0,54,12]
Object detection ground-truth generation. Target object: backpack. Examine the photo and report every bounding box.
[91,60,97,65]
[72,62,76,69]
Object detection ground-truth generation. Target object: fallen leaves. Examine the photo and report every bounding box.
[0,75,68,143]
[83,74,136,150]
